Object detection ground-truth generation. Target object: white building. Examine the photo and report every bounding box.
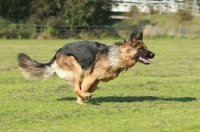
[111,0,184,13]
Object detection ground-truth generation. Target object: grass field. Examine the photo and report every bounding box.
[0,38,200,132]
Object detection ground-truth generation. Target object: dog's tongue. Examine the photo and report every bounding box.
[138,57,150,64]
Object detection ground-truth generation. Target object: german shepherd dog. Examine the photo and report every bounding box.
[18,32,155,104]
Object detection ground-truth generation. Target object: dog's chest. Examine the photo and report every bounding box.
[100,68,124,82]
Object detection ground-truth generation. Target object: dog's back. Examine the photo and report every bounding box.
[58,41,107,70]
[17,41,108,80]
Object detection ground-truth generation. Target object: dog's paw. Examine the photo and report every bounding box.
[84,93,92,99]
[76,97,84,104]
[88,94,92,99]
[80,92,92,99]
[76,100,84,104]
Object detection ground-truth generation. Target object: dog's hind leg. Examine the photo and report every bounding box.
[69,75,86,104]
[55,55,91,103]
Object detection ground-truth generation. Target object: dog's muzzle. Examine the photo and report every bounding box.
[137,51,155,65]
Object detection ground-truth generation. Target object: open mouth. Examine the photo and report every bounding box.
[137,56,150,64]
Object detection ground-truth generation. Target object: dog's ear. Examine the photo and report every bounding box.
[129,32,137,44]
[137,32,143,41]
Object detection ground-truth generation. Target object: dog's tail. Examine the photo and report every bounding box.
[17,53,56,80]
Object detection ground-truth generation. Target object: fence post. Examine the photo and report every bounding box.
[186,1,188,10]
[159,1,162,15]
[196,5,199,14]
[199,5,200,16]
[33,24,37,34]
[180,28,187,38]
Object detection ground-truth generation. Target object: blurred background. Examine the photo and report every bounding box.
[0,0,199,39]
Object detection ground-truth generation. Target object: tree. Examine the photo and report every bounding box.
[61,0,112,28]
[0,0,112,27]
[0,0,31,23]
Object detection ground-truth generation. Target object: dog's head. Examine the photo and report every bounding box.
[127,32,155,65]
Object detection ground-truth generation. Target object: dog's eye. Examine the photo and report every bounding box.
[138,47,144,50]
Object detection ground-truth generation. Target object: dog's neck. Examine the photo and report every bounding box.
[107,45,127,71]
[107,45,121,70]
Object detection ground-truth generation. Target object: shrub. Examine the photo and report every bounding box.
[127,5,140,18]
[176,9,193,22]
[149,5,159,14]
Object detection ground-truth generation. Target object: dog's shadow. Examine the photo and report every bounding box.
[57,96,196,105]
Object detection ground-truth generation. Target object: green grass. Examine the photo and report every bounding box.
[0,38,200,132]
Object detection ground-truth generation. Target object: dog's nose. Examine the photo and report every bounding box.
[150,52,155,58]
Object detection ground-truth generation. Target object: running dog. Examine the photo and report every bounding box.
[17,31,155,104]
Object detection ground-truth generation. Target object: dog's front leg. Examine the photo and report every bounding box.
[76,75,98,104]
[87,80,99,93]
